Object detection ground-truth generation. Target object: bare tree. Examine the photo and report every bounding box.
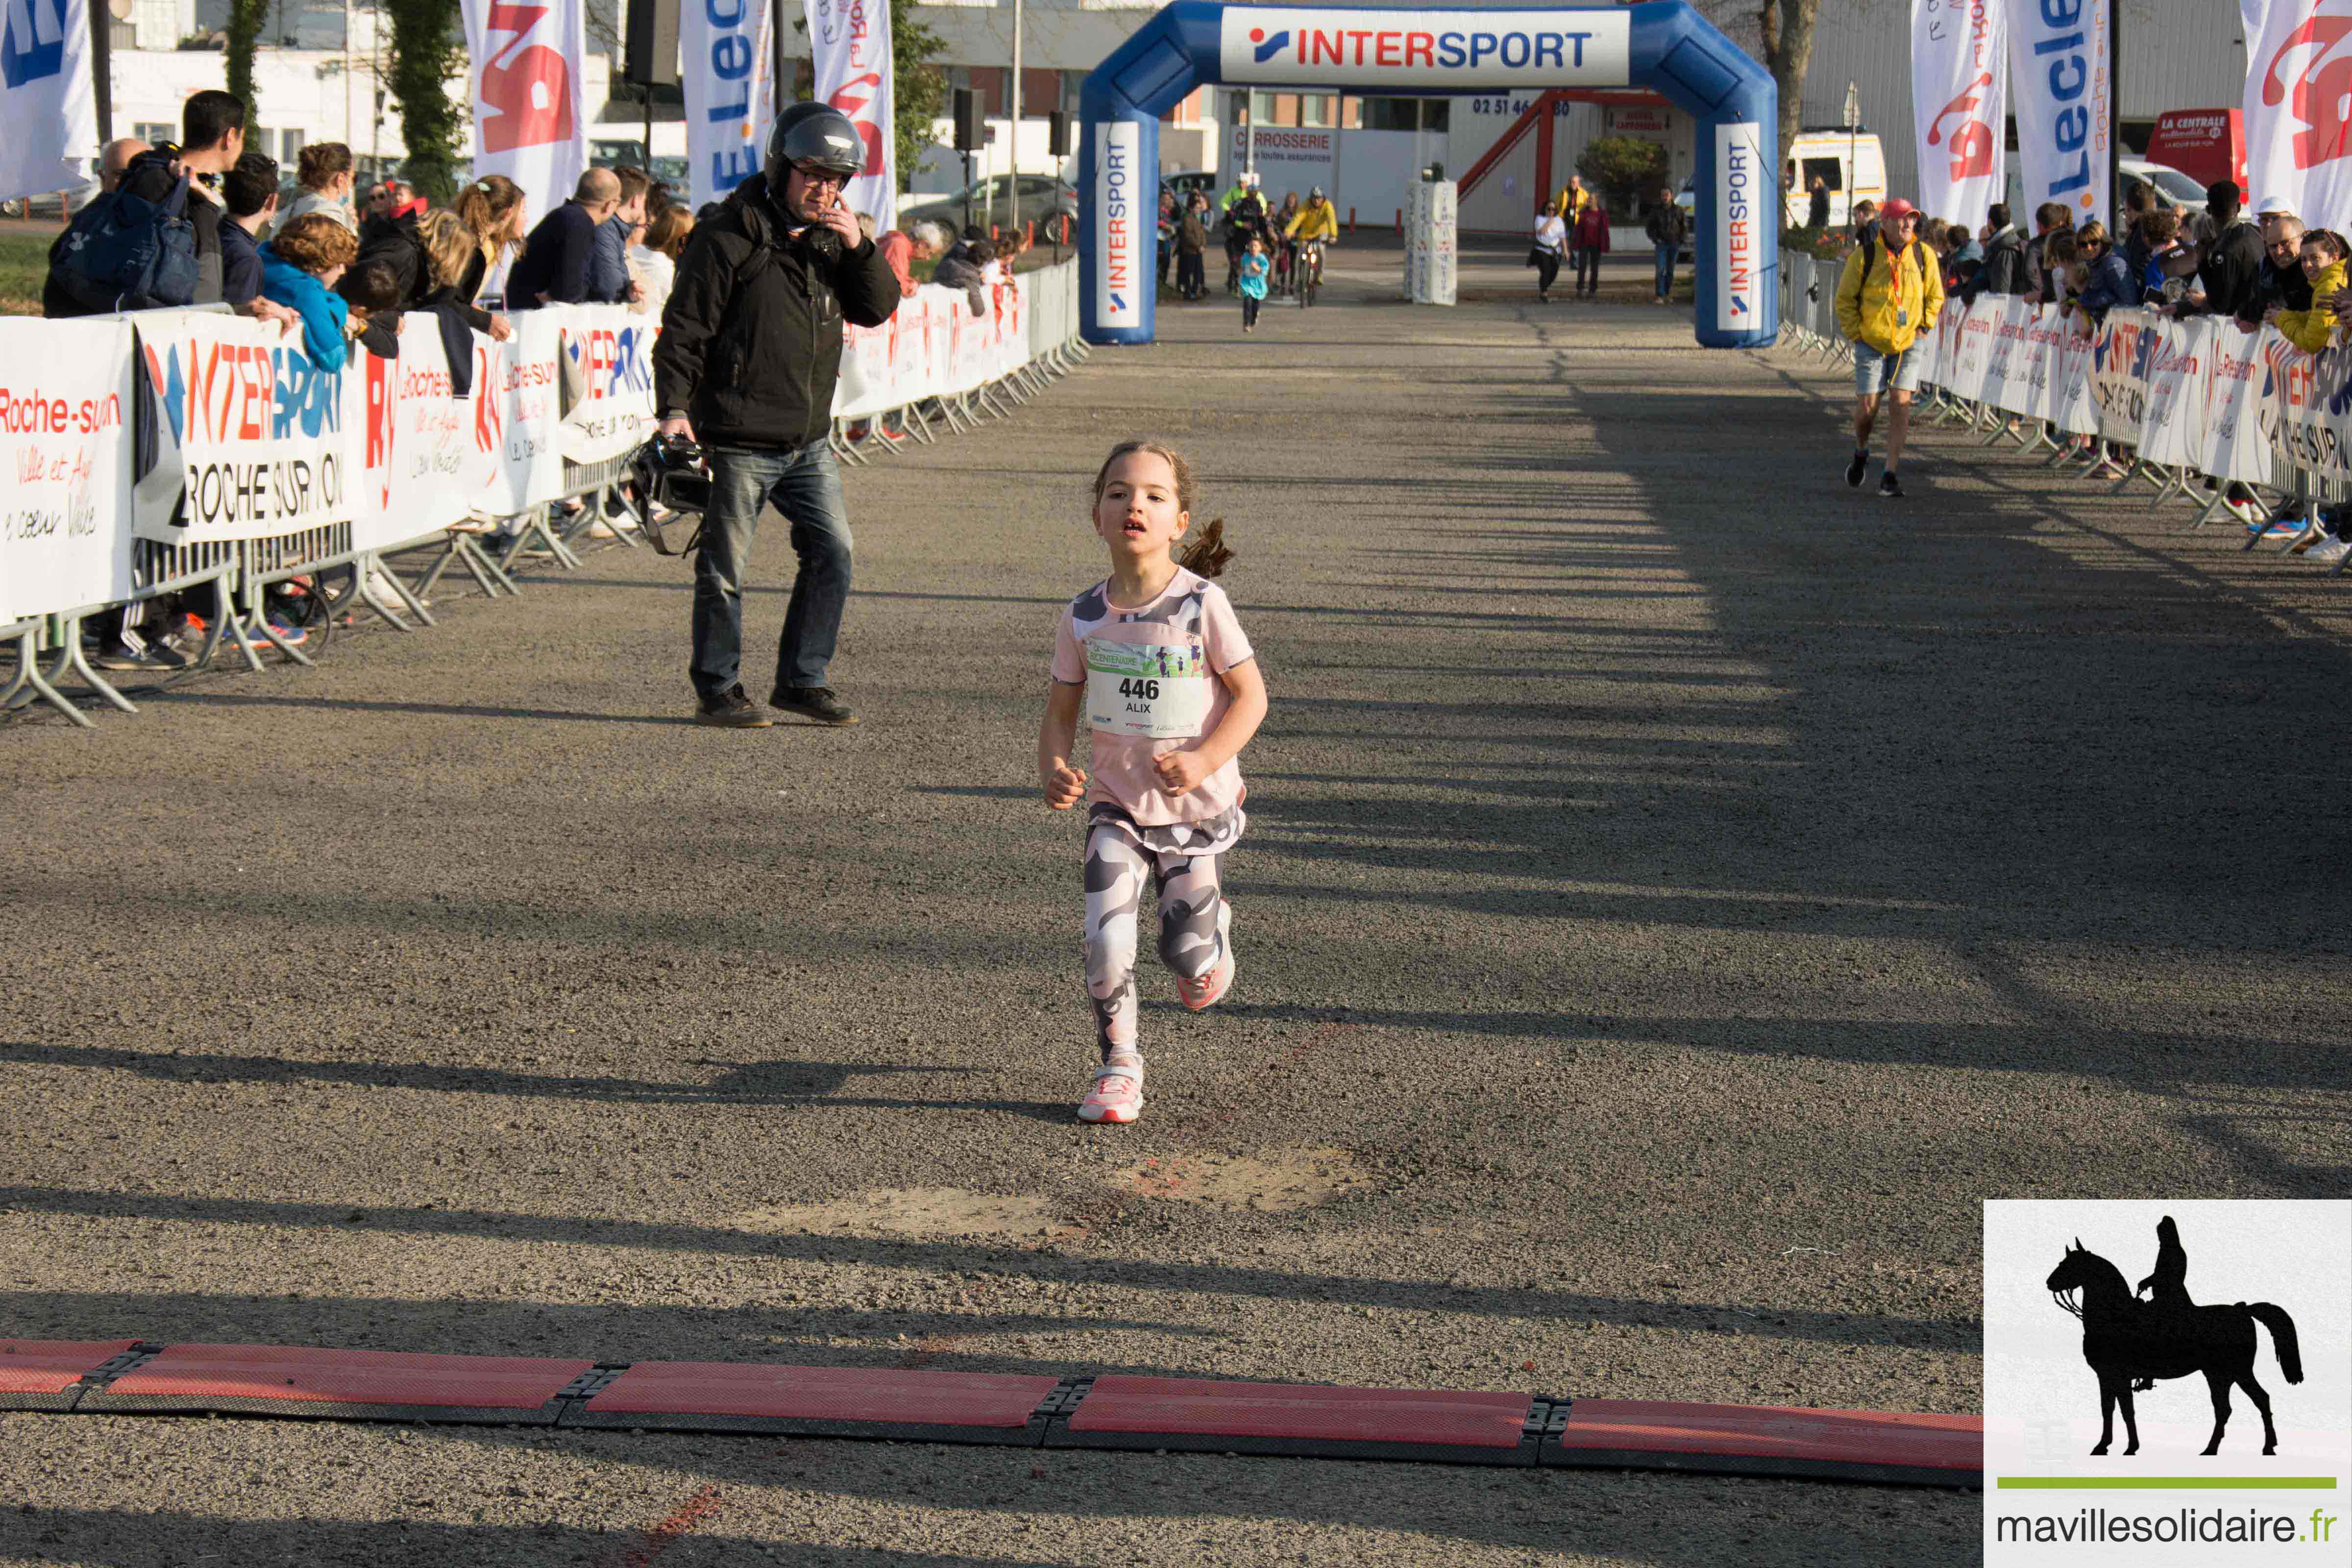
[1699,0,1819,172]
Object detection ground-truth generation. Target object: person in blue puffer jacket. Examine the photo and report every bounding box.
[2072,220,2137,321]
[258,212,359,369]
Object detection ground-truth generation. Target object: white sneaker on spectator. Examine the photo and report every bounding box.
[2306,537,2351,564]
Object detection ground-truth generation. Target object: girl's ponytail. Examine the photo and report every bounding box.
[1175,516,1233,579]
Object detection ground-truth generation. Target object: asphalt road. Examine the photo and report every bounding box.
[3,239,2347,1566]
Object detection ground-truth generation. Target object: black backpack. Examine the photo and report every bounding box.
[49,169,201,314]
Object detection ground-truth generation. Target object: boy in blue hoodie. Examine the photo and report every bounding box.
[259,212,359,368]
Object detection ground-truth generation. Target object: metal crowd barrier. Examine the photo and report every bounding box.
[5,305,1095,729]
[1768,248,2351,579]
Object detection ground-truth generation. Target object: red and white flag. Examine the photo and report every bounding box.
[2244,0,2352,226]
[802,0,895,230]
[1911,0,2007,231]
[461,0,589,226]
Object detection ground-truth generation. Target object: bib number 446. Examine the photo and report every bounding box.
[1118,678,1160,699]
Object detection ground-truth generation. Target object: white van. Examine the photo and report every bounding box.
[1784,130,1887,229]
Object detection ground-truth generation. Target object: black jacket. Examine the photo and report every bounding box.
[355,211,432,306]
[508,201,602,307]
[218,216,264,307]
[45,146,223,317]
[2188,218,2264,320]
[1962,226,2026,301]
[2245,253,2315,326]
[653,173,901,451]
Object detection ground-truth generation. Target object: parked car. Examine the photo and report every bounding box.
[2118,158,2208,218]
[899,174,1076,238]
[1161,169,1218,208]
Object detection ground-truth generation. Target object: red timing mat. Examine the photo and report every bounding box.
[569,1361,1065,1444]
[1545,1398,1982,1486]
[0,1340,142,1411]
[1051,1376,1542,1465]
[77,1343,597,1425]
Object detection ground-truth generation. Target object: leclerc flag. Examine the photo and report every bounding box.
[0,0,98,205]
[803,0,894,231]
[2006,0,2111,228]
[1911,0,2006,232]
[683,0,777,208]
[2244,0,2352,228]
[461,0,589,226]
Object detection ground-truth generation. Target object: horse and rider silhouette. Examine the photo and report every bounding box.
[2046,1217,2304,1457]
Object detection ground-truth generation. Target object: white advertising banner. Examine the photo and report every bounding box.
[1248,127,1339,196]
[462,0,589,227]
[0,320,132,621]
[1911,0,2007,233]
[2050,316,2099,435]
[2137,317,2212,468]
[0,274,1083,621]
[349,316,502,553]
[1215,8,1631,89]
[0,0,98,205]
[2008,0,2111,227]
[803,0,894,231]
[1094,122,1146,331]
[2263,333,2352,489]
[2090,306,2157,447]
[132,311,352,545]
[1982,296,2031,415]
[2202,324,2275,485]
[556,306,661,465]
[477,311,566,514]
[682,0,777,209]
[2244,0,2352,229]
[1946,298,1996,403]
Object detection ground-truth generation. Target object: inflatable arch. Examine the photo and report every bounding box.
[1078,2,1777,348]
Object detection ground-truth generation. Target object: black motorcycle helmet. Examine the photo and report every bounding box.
[766,101,865,196]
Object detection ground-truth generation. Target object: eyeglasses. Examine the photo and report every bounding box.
[791,163,850,189]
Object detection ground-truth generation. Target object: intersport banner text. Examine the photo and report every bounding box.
[683,0,776,209]
[803,0,894,231]
[1911,0,2007,233]
[2006,0,2110,227]
[462,0,589,226]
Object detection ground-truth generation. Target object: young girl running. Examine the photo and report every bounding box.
[1039,442,1269,1124]
[1237,238,1270,332]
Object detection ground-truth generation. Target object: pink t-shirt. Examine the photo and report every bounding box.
[1051,568,1255,826]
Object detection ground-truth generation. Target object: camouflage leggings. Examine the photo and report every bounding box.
[1083,823,1226,1061]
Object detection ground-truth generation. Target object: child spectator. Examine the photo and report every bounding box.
[336,260,403,359]
[2268,229,2347,352]
[1530,201,1565,302]
[260,212,359,368]
[219,150,279,310]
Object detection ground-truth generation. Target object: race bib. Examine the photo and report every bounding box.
[1085,629,1212,739]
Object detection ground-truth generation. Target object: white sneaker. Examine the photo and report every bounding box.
[2306,537,2351,564]
[1077,1063,1144,1124]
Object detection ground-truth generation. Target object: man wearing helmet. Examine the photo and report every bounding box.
[654,102,902,729]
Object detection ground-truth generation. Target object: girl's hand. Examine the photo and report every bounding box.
[1043,762,1088,809]
[1152,749,1210,795]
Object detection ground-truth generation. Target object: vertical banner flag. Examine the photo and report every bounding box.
[683,0,776,209]
[1911,0,2007,231]
[462,0,589,226]
[0,0,99,204]
[2007,0,2111,227]
[803,0,894,230]
[2245,0,2352,228]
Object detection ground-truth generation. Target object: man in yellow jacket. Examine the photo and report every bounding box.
[1834,196,1942,499]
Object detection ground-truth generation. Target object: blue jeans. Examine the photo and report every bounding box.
[690,442,852,700]
[1654,242,1676,299]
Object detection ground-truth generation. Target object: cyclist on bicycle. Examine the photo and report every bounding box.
[1285,186,1339,293]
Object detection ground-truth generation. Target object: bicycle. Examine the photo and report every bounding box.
[1296,238,1326,307]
